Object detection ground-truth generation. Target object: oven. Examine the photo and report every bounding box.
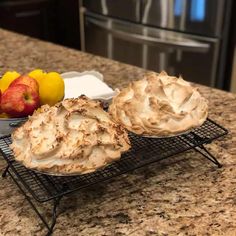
[79,0,233,88]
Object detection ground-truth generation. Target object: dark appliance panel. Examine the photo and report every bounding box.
[81,0,232,89]
[141,0,225,37]
[84,13,219,86]
[83,0,141,22]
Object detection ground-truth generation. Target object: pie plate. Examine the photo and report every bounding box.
[132,126,196,139]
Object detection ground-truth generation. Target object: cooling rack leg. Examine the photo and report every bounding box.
[46,197,62,236]
[7,171,51,229]
[3,168,62,235]
[193,144,222,168]
[2,164,10,177]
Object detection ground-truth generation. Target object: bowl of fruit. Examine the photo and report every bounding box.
[0,69,65,136]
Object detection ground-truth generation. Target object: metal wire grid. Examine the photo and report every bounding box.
[0,119,228,203]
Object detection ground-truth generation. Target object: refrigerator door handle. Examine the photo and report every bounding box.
[79,2,86,51]
[87,17,210,53]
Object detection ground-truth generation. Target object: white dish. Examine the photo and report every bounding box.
[61,71,117,102]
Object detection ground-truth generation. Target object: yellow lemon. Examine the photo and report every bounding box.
[0,71,20,92]
[28,69,46,85]
[39,72,65,106]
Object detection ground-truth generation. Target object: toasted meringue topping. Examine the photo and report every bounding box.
[10,96,130,175]
[109,71,208,136]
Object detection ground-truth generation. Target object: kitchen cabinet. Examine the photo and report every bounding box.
[0,0,54,40]
[0,0,80,49]
[52,0,81,49]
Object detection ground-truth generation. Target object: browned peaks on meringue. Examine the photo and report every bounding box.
[10,96,130,175]
[109,71,208,136]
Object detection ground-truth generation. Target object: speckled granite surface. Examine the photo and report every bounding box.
[0,29,236,236]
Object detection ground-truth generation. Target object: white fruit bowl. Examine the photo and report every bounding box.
[0,70,116,137]
[0,116,27,137]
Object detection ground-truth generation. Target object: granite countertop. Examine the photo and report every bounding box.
[0,29,236,236]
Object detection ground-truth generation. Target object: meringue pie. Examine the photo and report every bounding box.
[109,71,208,136]
[10,96,130,175]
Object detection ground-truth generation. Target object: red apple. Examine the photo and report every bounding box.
[0,90,7,117]
[9,74,39,93]
[1,84,40,117]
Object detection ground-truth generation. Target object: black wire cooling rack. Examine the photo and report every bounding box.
[0,118,228,235]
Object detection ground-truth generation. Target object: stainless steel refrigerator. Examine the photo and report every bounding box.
[79,0,233,88]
